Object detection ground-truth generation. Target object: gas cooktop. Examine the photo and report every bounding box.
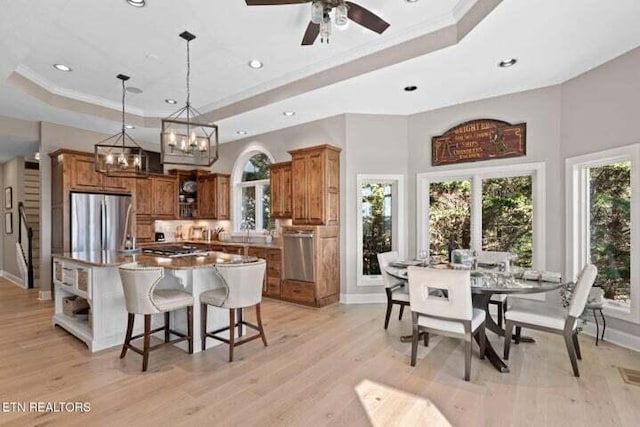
[142,245,207,258]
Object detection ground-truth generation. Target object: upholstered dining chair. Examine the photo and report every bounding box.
[118,264,194,372]
[407,267,486,381]
[503,264,597,377]
[200,259,267,362]
[476,251,513,327]
[377,251,410,329]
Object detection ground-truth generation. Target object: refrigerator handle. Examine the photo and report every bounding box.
[101,200,107,251]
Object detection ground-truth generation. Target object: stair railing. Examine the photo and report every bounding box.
[17,202,34,289]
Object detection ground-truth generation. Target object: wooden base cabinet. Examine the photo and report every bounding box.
[282,225,339,307]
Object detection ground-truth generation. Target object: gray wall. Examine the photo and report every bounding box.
[407,86,564,273]
[561,46,640,336]
[2,157,25,279]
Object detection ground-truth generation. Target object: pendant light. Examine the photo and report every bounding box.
[161,31,218,167]
[94,74,148,178]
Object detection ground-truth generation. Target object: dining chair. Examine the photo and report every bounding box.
[476,251,513,327]
[407,267,486,381]
[200,259,267,362]
[118,264,194,372]
[503,264,597,377]
[377,251,410,329]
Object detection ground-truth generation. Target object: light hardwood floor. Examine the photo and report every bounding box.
[1,278,639,426]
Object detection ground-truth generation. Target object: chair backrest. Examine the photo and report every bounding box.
[476,251,512,266]
[215,259,266,309]
[118,263,164,315]
[377,251,400,288]
[407,267,473,321]
[568,264,598,318]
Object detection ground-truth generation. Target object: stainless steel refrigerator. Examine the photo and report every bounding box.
[70,192,132,252]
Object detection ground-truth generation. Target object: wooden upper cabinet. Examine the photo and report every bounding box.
[289,145,341,225]
[269,161,292,218]
[71,154,103,190]
[196,173,230,220]
[136,177,153,216]
[153,175,178,218]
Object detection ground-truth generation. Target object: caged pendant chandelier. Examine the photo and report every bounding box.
[161,31,218,167]
[95,74,148,178]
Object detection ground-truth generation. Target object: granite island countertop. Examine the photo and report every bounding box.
[53,250,259,269]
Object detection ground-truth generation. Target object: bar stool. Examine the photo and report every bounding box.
[118,264,194,372]
[200,260,267,362]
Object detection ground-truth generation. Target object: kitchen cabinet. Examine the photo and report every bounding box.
[136,174,177,220]
[247,246,283,298]
[135,217,155,244]
[269,161,292,218]
[289,145,341,225]
[198,173,230,220]
[223,245,245,255]
[50,150,134,255]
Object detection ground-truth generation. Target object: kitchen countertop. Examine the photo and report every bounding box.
[142,240,283,249]
[53,250,259,269]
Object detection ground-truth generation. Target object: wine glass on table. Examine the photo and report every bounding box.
[418,249,428,266]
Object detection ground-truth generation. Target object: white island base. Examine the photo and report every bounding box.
[53,254,238,353]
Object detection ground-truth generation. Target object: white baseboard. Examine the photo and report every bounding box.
[581,322,640,352]
[39,290,52,301]
[1,270,25,288]
[340,293,386,304]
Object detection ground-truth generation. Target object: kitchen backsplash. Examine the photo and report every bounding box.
[153,218,290,242]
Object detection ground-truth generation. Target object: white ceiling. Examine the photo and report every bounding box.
[1,0,640,155]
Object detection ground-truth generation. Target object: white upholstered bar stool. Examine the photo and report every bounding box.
[200,259,267,362]
[407,267,486,381]
[504,264,597,377]
[118,264,194,372]
[377,251,410,329]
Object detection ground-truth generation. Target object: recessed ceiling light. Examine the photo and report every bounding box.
[125,124,135,129]
[283,111,296,117]
[405,0,419,3]
[126,0,145,7]
[498,58,518,68]
[404,85,418,92]
[248,59,263,69]
[236,130,248,136]
[53,64,72,72]
[165,99,177,105]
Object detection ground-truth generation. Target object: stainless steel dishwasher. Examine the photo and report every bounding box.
[283,229,315,283]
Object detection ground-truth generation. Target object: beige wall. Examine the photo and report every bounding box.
[2,157,25,279]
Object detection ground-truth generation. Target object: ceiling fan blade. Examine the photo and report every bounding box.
[345,1,390,34]
[301,21,320,45]
[245,0,310,5]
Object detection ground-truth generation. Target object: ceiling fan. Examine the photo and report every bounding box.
[245,0,390,45]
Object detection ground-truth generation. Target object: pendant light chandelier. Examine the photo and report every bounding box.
[94,74,148,178]
[161,31,218,167]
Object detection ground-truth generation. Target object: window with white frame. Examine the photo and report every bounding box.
[356,175,405,287]
[566,145,640,323]
[417,163,545,269]
[233,151,272,232]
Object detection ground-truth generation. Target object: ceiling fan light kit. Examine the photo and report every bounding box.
[245,0,389,46]
[160,31,219,167]
[94,74,149,178]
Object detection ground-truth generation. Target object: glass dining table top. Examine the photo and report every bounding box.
[385,263,567,295]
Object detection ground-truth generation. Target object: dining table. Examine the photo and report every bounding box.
[385,261,567,373]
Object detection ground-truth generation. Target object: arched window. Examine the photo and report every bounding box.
[232,149,272,231]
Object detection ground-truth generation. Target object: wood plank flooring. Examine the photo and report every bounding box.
[0,278,639,426]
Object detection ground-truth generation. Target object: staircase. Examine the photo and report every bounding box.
[21,165,40,288]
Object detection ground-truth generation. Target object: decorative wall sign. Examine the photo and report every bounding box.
[431,119,526,166]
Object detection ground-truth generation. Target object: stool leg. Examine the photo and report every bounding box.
[237,308,243,338]
[164,312,170,343]
[593,309,600,346]
[120,313,134,359]
[201,303,208,352]
[187,306,193,354]
[600,309,606,343]
[497,301,503,328]
[228,309,235,362]
[142,314,151,372]
[256,303,268,347]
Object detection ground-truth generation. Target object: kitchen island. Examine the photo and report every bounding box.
[52,250,258,353]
